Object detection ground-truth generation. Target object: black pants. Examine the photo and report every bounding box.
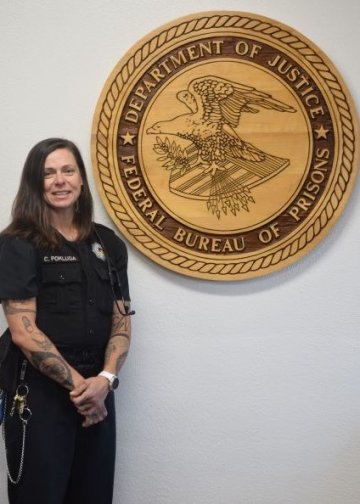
[4,359,116,504]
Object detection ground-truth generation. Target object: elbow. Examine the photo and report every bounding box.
[10,329,31,350]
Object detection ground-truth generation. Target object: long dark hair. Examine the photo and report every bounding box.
[1,138,94,247]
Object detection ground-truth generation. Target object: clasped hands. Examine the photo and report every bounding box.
[70,376,109,428]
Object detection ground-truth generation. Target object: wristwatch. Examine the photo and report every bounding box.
[98,370,119,391]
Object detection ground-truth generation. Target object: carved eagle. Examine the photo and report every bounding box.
[147,75,296,175]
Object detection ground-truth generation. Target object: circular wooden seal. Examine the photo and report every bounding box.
[91,12,359,280]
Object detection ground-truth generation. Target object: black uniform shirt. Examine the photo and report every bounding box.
[0,225,130,355]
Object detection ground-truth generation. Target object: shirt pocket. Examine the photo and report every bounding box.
[41,263,82,313]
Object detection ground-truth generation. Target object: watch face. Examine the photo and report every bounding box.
[111,377,119,390]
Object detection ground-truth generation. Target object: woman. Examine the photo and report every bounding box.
[0,138,132,504]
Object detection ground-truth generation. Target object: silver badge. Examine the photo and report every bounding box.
[91,242,106,261]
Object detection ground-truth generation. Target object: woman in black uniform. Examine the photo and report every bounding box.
[0,138,132,504]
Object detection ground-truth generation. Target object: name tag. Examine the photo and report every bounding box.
[43,255,79,263]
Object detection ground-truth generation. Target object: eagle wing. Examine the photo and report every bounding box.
[188,76,296,128]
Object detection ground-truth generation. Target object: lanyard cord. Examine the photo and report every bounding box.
[94,229,135,317]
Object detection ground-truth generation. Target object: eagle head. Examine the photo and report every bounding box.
[147,115,191,137]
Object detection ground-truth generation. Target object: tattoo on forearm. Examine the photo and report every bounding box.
[7,312,73,388]
[104,340,117,362]
[111,314,130,341]
[22,315,34,333]
[3,301,36,316]
[111,331,130,341]
[111,314,126,331]
[31,336,53,351]
[21,316,53,350]
[116,351,128,373]
[29,351,74,389]
[104,337,129,369]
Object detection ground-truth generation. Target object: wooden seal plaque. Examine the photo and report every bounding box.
[91,12,359,280]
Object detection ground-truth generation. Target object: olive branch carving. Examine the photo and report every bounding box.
[153,136,192,175]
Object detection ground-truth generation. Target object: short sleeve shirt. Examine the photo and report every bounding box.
[0,228,130,350]
[0,236,38,301]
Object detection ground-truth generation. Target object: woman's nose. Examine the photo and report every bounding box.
[54,170,66,184]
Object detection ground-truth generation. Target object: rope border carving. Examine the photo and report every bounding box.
[93,14,356,277]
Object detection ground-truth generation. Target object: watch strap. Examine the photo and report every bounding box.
[98,370,118,390]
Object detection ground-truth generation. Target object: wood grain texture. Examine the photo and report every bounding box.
[91,12,359,280]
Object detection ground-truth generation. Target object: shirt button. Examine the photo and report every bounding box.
[89,298,94,305]
[89,329,94,336]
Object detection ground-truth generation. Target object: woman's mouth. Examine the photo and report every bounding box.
[52,191,71,197]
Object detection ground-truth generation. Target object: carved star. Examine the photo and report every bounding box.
[314,125,329,140]
[120,130,136,145]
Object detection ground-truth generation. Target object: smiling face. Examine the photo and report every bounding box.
[43,148,83,214]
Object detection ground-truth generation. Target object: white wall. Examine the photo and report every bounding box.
[1,1,360,503]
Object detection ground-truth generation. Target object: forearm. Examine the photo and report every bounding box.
[18,321,83,390]
[70,302,131,426]
[3,300,84,390]
[103,301,131,375]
